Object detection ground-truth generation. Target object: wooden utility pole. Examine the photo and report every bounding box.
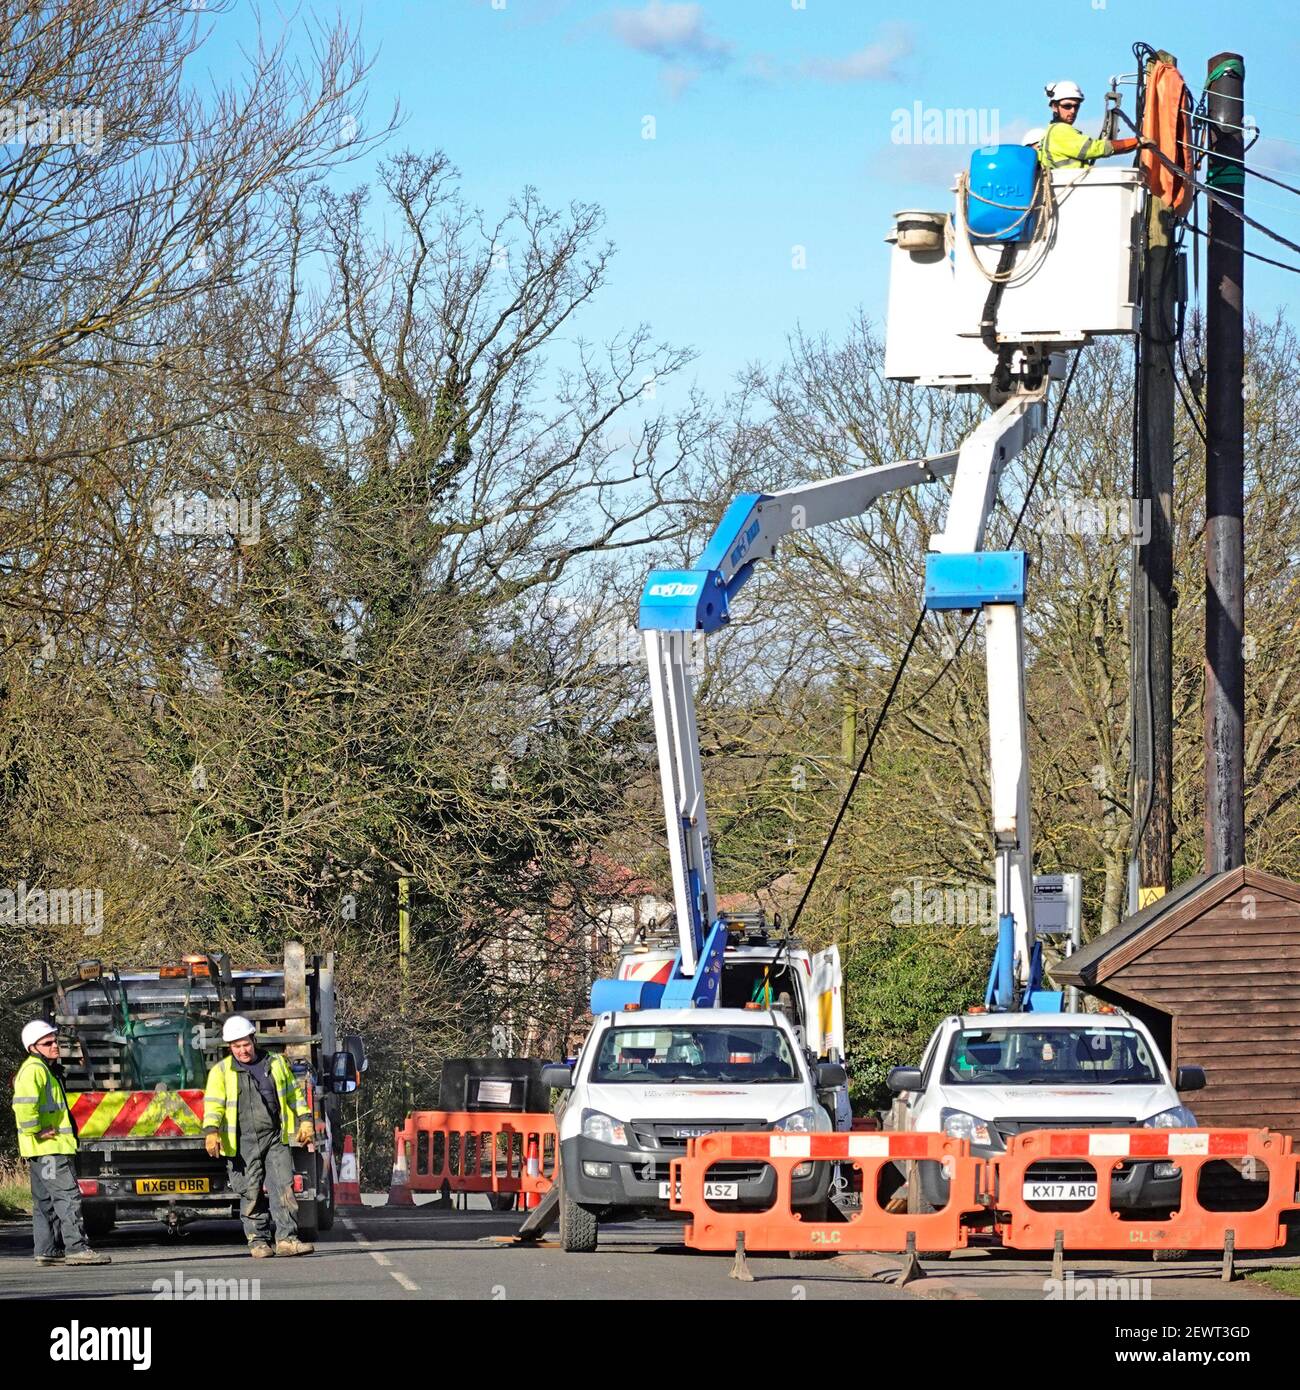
[398,875,413,1111]
[1203,52,1246,874]
[1130,53,1179,912]
[839,668,857,945]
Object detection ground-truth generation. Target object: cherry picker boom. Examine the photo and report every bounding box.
[591,391,1059,1020]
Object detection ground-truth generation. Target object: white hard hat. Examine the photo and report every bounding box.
[221,1015,257,1043]
[22,1019,57,1049]
[1022,127,1046,146]
[1046,80,1084,103]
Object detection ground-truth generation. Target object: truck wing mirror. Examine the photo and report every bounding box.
[1175,1064,1206,1093]
[341,1033,368,1074]
[816,1063,847,1089]
[887,1066,924,1094]
[540,1063,574,1090]
[331,1051,359,1094]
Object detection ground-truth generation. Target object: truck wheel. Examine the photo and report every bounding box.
[559,1172,598,1253]
[82,1201,116,1239]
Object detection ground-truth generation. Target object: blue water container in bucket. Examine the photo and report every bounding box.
[966,145,1040,243]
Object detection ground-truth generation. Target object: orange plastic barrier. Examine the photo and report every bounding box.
[996,1128,1299,1252]
[393,1110,557,1201]
[670,1130,983,1253]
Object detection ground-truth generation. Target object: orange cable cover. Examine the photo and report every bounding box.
[1141,60,1195,217]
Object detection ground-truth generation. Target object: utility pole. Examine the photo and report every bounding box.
[1130,52,1179,912]
[839,667,857,946]
[1203,52,1246,875]
[398,875,413,1111]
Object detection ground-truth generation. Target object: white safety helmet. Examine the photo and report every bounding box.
[1046,80,1085,104]
[22,1019,57,1050]
[221,1015,257,1043]
[1022,127,1046,147]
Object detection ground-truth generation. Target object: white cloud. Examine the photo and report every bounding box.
[607,1,730,63]
[802,23,912,84]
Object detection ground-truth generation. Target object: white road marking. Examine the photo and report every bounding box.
[340,1212,419,1289]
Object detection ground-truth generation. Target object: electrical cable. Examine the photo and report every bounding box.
[1183,143,1300,196]
[1114,105,1300,259]
[906,352,1082,708]
[1180,217,1300,274]
[787,609,927,935]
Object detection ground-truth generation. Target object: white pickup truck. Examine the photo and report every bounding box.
[544,1007,846,1252]
[888,1011,1205,1215]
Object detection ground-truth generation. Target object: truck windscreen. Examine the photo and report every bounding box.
[591,1026,798,1083]
[942,1028,1161,1085]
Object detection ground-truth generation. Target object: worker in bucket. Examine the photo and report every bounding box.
[11,1020,111,1266]
[1038,80,1140,168]
[202,1015,316,1258]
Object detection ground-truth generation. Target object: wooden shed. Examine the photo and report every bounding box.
[1053,865,1300,1142]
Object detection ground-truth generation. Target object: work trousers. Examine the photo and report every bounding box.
[226,1132,299,1245]
[28,1153,89,1258]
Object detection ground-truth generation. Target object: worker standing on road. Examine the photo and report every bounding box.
[202,1015,315,1258]
[11,1020,111,1267]
[1038,80,1140,168]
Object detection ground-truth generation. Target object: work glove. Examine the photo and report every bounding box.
[204,1131,222,1159]
[295,1119,314,1145]
[1112,137,1140,154]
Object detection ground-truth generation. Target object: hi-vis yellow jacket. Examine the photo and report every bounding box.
[202,1053,310,1158]
[1039,120,1114,169]
[12,1054,77,1157]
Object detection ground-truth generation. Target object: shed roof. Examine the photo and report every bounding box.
[1053,865,1300,988]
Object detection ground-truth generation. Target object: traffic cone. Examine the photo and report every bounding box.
[335,1135,363,1207]
[386,1132,414,1207]
[523,1134,541,1210]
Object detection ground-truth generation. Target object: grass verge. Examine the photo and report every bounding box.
[0,1155,30,1219]
[1249,1267,1300,1297]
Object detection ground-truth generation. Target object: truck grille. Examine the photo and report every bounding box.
[992,1116,1137,1145]
[629,1120,766,1152]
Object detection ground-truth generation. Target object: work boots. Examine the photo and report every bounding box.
[249,1242,275,1258]
[65,1250,111,1265]
[274,1238,314,1256]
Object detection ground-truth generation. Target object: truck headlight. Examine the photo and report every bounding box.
[1144,1106,1197,1129]
[939,1108,992,1146]
[774,1107,829,1177]
[580,1109,628,1147]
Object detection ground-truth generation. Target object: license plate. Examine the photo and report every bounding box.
[660,1180,738,1200]
[1023,1180,1097,1202]
[134,1177,210,1195]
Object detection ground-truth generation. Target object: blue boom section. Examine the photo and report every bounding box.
[589,920,729,1014]
[638,492,769,634]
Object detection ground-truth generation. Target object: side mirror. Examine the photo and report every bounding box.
[331,1052,359,1094]
[540,1063,574,1090]
[1175,1064,1206,1093]
[887,1066,924,1095]
[816,1063,847,1089]
[342,1033,368,1074]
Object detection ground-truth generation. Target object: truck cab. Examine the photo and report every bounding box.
[547,1007,845,1252]
[614,915,849,1127]
[890,1011,1205,1214]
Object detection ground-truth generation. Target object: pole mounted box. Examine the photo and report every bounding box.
[924,550,1027,610]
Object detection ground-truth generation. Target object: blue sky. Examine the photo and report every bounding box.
[206,1,1300,401]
